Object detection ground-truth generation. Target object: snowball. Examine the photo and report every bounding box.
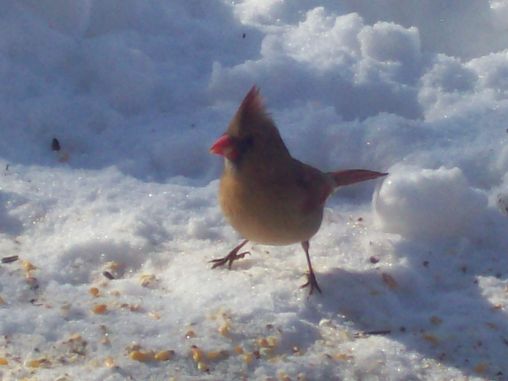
[374,166,488,240]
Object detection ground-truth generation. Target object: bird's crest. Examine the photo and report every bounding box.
[228,86,272,135]
[239,86,265,118]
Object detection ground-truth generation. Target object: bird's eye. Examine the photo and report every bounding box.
[238,135,254,152]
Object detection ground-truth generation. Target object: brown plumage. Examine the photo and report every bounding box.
[210,86,387,294]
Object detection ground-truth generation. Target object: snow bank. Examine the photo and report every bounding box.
[1,1,508,380]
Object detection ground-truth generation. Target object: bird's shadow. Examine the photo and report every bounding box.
[303,237,508,380]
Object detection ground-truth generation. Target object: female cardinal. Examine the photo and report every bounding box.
[210,86,387,294]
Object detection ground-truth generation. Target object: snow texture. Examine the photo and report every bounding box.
[1,1,508,380]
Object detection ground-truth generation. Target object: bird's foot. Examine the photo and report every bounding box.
[210,251,250,269]
[301,271,322,295]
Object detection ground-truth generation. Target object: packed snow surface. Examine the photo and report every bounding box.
[1,1,508,380]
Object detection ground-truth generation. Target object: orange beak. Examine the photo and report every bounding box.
[210,134,231,155]
[210,134,238,160]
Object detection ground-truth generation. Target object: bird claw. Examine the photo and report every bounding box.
[210,251,250,269]
[300,272,322,295]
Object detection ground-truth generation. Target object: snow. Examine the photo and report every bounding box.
[0,1,508,380]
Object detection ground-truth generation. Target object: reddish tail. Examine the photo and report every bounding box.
[330,169,388,188]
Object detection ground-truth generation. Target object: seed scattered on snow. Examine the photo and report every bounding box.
[334,353,354,361]
[190,346,204,362]
[430,316,443,325]
[422,333,439,345]
[148,311,161,320]
[381,273,399,289]
[242,352,254,365]
[474,362,488,374]
[218,324,231,337]
[102,271,115,280]
[257,336,278,349]
[129,350,155,362]
[1,255,19,264]
[197,361,209,372]
[139,273,157,287]
[154,350,175,361]
[120,303,142,312]
[89,287,100,297]
[234,345,244,354]
[21,260,37,272]
[26,357,51,368]
[206,350,229,361]
[104,356,116,368]
[92,304,108,314]
[266,336,278,347]
[0,357,8,365]
[257,338,270,348]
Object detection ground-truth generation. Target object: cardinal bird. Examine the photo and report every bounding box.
[210,86,387,294]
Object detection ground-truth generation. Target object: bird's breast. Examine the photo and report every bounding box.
[219,171,324,245]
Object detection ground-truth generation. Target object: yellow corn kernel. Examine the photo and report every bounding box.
[89,287,100,297]
[0,357,8,365]
[154,350,174,361]
[129,350,154,362]
[191,346,204,362]
[27,358,50,368]
[197,361,209,372]
[242,352,254,365]
[139,274,156,287]
[22,260,36,272]
[218,324,230,337]
[334,353,353,361]
[266,336,278,347]
[206,350,228,361]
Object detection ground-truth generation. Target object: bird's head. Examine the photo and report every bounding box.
[210,86,290,165]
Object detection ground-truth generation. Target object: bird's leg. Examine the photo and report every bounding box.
[210,239,250,269]
[300,241,322,294]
